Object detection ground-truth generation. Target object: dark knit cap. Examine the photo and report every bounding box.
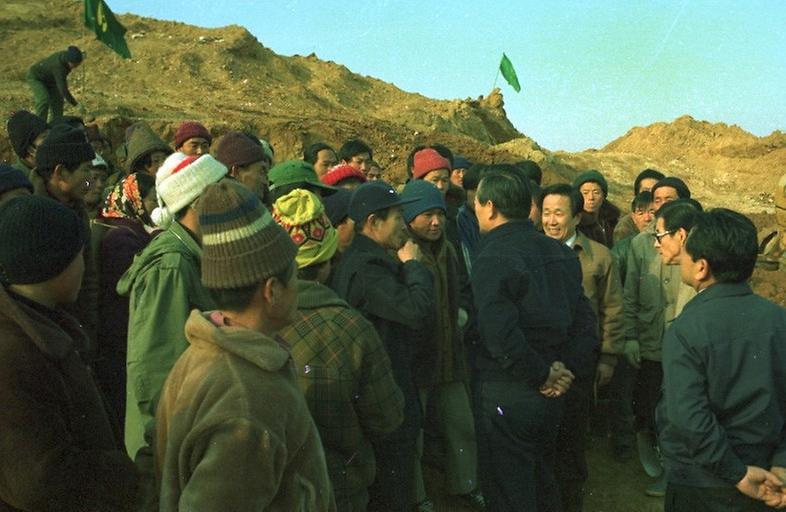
[35,123,95,170]
[652,177,691,199]
[401,180,446,223]
[197,179,297,289]
[573,169,608,196]
[0,195,87,285]
[453,155,472,170]
[66,46,83,63]
[174,121,212,149]
[349,181,416,224]
[0,164,33,195]
[6,110,48,158]
[322,188,352,226]
[214,131,267,168]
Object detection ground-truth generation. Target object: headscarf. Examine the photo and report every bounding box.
[101,172,155,223]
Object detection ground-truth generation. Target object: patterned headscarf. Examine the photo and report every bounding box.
[101,172,155,223]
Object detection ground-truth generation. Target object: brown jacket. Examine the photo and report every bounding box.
[0,286,137,511]
[156,310,336,512]
[573,232,625,362]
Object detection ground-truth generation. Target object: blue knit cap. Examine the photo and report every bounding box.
[401,180,446,223]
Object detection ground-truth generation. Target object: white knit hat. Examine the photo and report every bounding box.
[151,152,227,228]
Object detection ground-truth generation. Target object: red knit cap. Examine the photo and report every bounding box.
[412,148,451,179]
[320,164,367,187]
[174,121,212,149]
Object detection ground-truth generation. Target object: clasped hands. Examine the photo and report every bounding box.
[737,465,786,508]
[539,361,574,398]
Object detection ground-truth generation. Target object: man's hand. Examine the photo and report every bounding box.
[736,466,784,505]
[398,239,422,262]
[764,466,786,508]
[595,362,615,388]
[540,361,575,398]
[623,339,641,368]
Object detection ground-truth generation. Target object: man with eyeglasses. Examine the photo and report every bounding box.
[621,176,693,497]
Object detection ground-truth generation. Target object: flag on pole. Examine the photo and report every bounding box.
[84,0,132,59]
[499,53,521,93]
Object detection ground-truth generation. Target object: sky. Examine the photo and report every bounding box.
[109,0,786,152]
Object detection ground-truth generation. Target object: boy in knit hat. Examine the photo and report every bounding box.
[26,46,83,122]
[214,130,271,201]
[0,195,138,511]
[117,153,226,505]
[331,181,435,512]
[6,109,49,175]
[33,122,100,347]
[273,189,404,511]
[155,179,335,511]
[0,163,33,204]
[400,180,483,511]
[173,121,212,156]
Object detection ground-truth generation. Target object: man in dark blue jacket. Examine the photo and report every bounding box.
[470,168,598,512]
[657,208,786,511]
[331,181,434,512]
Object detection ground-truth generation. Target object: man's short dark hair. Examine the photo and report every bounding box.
[684,208,758,283]
[634,168,665,194]
[462,164,484,191]
[208,263,295,311]
[652,177,690,199]
[515,160,543,185]
[354,206,392,233]
[477,168,531,220]
[539,183,583,217]
[297,260,329,281]
[303,142,334,164]
[631,191,653,212]
[656,198,703,232]
[338,139,373,163]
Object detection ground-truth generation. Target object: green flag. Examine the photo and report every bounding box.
[499,53,521,93]
[84,0,131,59]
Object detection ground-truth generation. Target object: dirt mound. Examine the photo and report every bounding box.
[0,0,528,181]
[554,115,786,213]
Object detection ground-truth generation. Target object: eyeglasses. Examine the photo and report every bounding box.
[654,230,674,243]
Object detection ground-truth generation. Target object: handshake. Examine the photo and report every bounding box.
[539,361,575,398]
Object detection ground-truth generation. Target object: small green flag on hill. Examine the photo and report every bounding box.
[499,53,521,93]
[84,0,131,59]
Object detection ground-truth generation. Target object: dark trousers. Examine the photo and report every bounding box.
[665,482,772,512]
[633,359,663,433]
[473,380,565,512]
[555,378,592,512]
[606,358,636,449]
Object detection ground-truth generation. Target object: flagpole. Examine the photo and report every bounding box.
[492,67,500,91]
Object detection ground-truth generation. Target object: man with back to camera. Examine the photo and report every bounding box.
[657,208,786,511]
[26,46,83,122]
[471,168,598,511]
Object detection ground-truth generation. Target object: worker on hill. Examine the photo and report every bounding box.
[26,46,83,123]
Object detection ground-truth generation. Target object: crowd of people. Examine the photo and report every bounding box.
[0,45,785,512]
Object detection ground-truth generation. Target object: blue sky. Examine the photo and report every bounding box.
[109,1,786,152]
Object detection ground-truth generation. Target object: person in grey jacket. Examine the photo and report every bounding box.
[657,208,786,511]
